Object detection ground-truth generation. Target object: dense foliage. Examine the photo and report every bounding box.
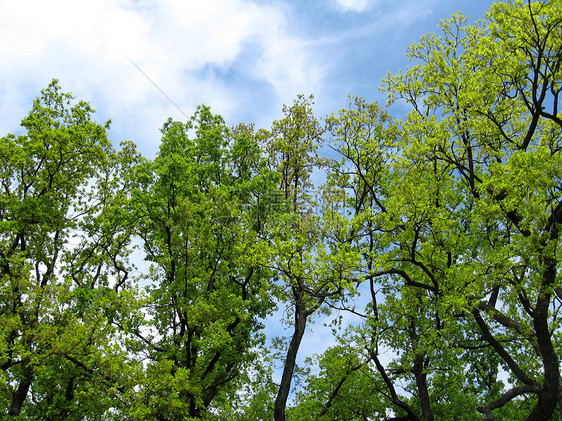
[1,1,561,419]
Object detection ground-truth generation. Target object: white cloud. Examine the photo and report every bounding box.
[0,0,323,155]
[334,0,370,12]
[0,0,447,156]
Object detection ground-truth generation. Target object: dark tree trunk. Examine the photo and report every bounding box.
[412,355,434,421]
[526,295,559,421]
[527,207,562,421]
[274,303,308,421]
[9,358,33,416]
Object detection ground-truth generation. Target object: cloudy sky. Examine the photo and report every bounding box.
[1,0,494,157]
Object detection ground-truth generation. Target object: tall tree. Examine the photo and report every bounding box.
[292,1,562,417]
[128,108,278,419]
[265,95,359,421]
[379,1,562,418]
[0,80,140,419]
[323,96,454,421]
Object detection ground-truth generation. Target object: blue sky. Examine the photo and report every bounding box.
[1,0,494,157]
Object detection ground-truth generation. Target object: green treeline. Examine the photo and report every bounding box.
[1,1,562,419]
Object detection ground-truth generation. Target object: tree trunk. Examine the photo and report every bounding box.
[526,294,559,421]
[527,217,562,421]
[274,304,308,421]
[9,358,33,416]
[412,355,434,421]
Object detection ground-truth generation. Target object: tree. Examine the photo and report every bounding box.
[292,2,562,417]
[287,338,388,421]
[323,96,458,421]
[0,80,140,419]
[377,0,562,418]
[127,108,278,419]
[5,3,562,418]
[264,95,360,421]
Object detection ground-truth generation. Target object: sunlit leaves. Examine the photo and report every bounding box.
[128,106,279,419]
[0,80,141,419]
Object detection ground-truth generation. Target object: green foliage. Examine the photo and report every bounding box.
[262,95,362,421]
[128,106,279,419]
[3,2,562,418]
[298,1,562,419]
[0,80,141,419]
[288,2,562,419]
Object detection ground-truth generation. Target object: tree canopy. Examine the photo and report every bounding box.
[1,1,562,420]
